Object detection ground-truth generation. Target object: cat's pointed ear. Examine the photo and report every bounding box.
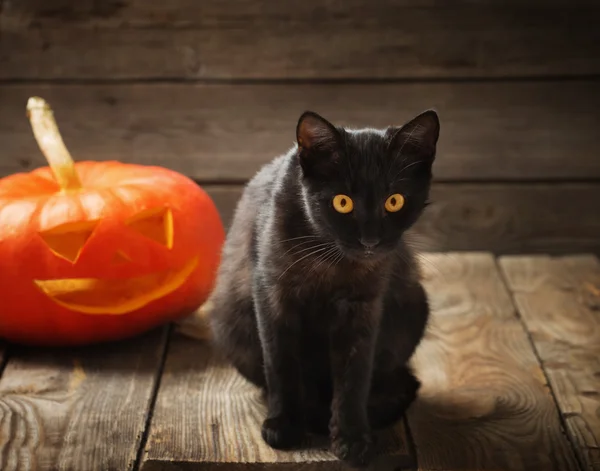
[296,111,340,177]
[389,110,440,161]
[297,111,339,152]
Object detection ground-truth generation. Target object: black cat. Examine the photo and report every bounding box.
[208,109,440,467]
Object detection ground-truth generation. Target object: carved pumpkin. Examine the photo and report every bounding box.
[0,97,225,346]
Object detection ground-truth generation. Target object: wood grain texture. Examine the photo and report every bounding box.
[0,328,167,471]
[204,183,600,254]
[500,255,600,471]
[2,82,600,182]
[7,0,600,28]
[2,1,599,79]
[142,335,412,470]
[407,253,579,470]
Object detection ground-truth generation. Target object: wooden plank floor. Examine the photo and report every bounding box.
[407,254,580,470]
[0,328,169,471]
[0,253,598,471]
[500,255,600,471]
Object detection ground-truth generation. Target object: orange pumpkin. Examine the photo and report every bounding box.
[0,97,225,346]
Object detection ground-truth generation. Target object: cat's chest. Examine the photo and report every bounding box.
[284,261,387,303]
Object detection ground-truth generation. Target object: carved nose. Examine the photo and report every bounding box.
[360,237,381,249]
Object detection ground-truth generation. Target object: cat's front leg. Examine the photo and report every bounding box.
[253,281,305,449]
[329,297,381,467]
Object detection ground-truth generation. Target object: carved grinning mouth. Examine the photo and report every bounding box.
[34,256,198,315]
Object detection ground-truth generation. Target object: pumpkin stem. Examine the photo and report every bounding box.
[26,96,82,191]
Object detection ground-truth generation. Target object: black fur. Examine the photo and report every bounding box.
[208,110,440,467]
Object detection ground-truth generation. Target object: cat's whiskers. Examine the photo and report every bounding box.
[401,237,445,278]
[279,235,320,244]
[281,240,319,257]
[309,245,340,276]
[402,234,431,251]
[278,245,334,280]
[312,245,345,292]
[331,248,345,270]
[279,237,326,256]
[414,253,445,278]
[286,241,333,258]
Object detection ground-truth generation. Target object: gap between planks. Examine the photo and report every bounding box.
[132,325,173,471]
[499,255,600,471]
[0,327,169,471]
[406,252,580,470]
[0,253,596,470]
[146,252,591,470]
[141,333,413,470]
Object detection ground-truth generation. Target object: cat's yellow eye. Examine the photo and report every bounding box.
[333,194,354,214]
[385,193,405,213]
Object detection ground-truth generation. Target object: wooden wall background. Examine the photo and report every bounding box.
[1,0,599,254]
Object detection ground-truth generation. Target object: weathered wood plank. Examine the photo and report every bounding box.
[2,1,599,79]
[0,328,168,471]
[2,82,599,181]
[407,253,579,470]
[142,335,412,470]
[6,0,600,28]
[499,255,600,471]
[204,183,600,254]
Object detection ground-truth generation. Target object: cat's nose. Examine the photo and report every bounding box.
[360,237,381,249]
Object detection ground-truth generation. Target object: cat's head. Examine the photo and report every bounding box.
[296,110,440,260]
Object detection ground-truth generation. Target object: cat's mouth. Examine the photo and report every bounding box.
[337,242,388,261]
[362,247,387,259]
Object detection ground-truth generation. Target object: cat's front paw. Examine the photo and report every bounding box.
[261,415,304,450]
[330,430,374,468]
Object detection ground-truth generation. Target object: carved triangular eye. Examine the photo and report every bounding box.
[39,220,100,263]
[125,207,173,249]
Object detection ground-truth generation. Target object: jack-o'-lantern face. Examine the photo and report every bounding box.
[0,96,225,346]
[33,206,199,315]
[34,208,198,314]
